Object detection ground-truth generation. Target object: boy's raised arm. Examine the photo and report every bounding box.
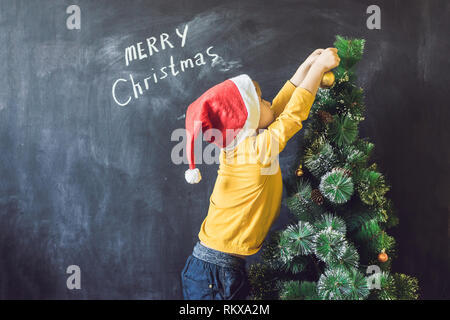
[255,48,340,166]
[269,80,297,119]
[270,49,324,118]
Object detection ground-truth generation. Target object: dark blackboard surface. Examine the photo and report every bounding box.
[0,0,448,299]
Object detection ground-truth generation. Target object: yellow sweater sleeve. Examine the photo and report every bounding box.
[270,80,297,118]
[255,86,316,166]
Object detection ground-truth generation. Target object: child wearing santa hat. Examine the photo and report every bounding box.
[181,48,340,300]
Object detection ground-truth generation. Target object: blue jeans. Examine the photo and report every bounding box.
[181,242,250,300]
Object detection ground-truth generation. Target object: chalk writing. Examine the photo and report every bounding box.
[112,23,219,107]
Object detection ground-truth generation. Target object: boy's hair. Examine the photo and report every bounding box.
[252,80,262,99]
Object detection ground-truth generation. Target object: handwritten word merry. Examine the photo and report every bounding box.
[124,25,189,66]
[111,24,220,107]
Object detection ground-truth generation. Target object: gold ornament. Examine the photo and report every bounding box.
[320,71,335,89]
[295,164,303,176]
[378,249,389,263]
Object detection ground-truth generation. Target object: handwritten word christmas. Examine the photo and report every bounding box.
[112,24,219,106]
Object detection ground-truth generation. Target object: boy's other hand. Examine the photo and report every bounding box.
[314,48,340,72]
[299,48,340,96]
[304,49,324,67]
[290,49,324,87]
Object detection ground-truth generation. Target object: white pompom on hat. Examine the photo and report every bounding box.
[185,167,202,184]
[184,74,260,184]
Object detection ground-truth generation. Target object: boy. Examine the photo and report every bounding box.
[181,48,340,299]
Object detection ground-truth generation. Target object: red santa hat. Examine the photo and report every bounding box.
[184,74,261,184]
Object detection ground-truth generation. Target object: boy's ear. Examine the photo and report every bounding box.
[252,80,262,100]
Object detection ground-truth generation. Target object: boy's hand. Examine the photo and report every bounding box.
[303,49,324,67]
[299,48,340,96]
[313,48,340,72]
[290,49,325,87]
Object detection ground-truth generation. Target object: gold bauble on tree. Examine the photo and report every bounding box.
[378,249,389,263]
[295,164,304,176]
[320,71,335,88]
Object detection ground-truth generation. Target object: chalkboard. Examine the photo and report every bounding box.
[0,0,448,299]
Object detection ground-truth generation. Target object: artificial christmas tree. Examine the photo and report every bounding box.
[248,35,419,300]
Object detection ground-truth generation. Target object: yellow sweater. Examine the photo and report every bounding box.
[198,80,316,255]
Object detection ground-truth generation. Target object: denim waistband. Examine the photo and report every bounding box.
[192,242,246,270]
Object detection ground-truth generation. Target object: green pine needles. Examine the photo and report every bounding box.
[314,229,348,264]
[304,136,338,178]
[248,35,419,300]
[319,168,354,204]
[329,114,359,147]
[281,221,316,257]
[317,267,370,300]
